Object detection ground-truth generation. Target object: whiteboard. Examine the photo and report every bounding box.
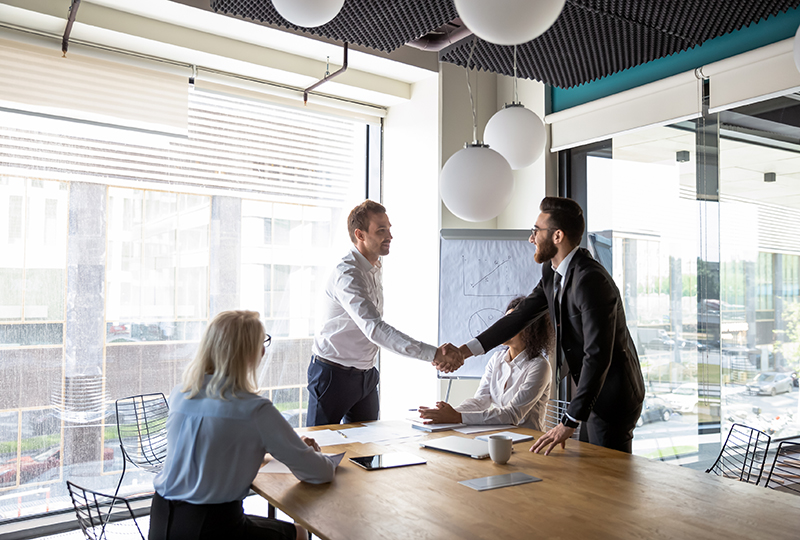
[438,230,542,379]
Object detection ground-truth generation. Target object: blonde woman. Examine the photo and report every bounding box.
[149,310,335,540]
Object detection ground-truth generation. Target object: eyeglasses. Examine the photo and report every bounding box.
[531,226,555,236]
[264,335,272,347]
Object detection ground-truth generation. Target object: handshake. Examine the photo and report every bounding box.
[431,343,467,374]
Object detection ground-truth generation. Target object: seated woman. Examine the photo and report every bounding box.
[419,297,553,431]
[149,310,335,540]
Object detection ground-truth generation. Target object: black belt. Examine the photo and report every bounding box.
[312,355,370,372]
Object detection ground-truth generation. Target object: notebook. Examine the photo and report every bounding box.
[459,472,542,491]
[411,422,466,432]
[419,435,490,459]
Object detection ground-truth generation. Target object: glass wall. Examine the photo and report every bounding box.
[576,94,800,467]
[717,97,800,443]
[0,87,369,522]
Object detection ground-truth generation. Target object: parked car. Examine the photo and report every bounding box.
[746,372,793,396]
[663,382,698,414]
[636,397,673,427]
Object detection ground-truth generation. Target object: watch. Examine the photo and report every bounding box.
[561,414,579,429]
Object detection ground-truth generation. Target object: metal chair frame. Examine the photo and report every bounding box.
[705,423,771,485]
[113,393,169,502]
[66,480,145,540]
[763,439,800,495]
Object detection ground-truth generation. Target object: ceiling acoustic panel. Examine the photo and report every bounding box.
[210,0,800,88]
[440,0,800,88]
[210,0,457,53]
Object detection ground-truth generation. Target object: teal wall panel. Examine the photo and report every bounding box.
[551,7,800,112]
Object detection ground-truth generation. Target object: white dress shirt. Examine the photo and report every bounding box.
[456,348,552,431]
[312,246,436,370]
[154,377,335,504]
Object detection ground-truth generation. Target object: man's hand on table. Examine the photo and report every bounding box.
[529,423,575,455]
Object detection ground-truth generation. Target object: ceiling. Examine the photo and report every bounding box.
[209,0,800,88]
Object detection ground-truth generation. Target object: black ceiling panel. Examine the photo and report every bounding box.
[210,0,800,88]
[210,0,458,53]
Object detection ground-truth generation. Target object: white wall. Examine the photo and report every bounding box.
[437,65,551,404]
[380,72,441,418]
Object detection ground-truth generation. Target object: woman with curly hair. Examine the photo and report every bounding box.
[419,297,553,430]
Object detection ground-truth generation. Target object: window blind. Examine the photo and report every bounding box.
[194,68,386,124]
[0,88,366,206]
[546,70,703,152]
[705,38,800,114]
[0,33,189,136]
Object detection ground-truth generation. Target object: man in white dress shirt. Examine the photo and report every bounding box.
[307,200,460,426]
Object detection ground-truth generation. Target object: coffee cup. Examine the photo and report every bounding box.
[488,435,513,464]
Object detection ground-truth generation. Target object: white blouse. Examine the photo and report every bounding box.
[456,348,552,431]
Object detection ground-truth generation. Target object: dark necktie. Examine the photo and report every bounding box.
[553,272,564,380]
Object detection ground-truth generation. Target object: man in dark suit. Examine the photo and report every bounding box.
[457,197,645,454]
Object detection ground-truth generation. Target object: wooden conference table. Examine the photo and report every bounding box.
[251,422,800,540]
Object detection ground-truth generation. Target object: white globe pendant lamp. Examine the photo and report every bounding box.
[441,39,515,222]
[484,46,546,169]
[484,104,546,169]
[441,143,514,222]
[454,0,566,46]
[272,0,345,28]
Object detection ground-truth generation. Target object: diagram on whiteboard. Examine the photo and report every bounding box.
[439,234,542,379]
[463,255,519,296]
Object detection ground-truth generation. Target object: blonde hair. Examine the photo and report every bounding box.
[182,310,264,399]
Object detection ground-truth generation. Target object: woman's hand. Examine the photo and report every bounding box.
[418,402,462,424]
[301,435,321,452]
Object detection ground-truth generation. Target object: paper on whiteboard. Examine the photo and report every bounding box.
[439,235,541,379]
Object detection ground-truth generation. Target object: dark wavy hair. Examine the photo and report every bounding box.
[506,296,553,359]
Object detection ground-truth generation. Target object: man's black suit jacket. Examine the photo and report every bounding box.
[476,248,645,424]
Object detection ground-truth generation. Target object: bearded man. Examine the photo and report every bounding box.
[457,197,645,454]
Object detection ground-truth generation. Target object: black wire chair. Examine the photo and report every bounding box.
[113,393,169,501]
[66,481,145,539]
[763,439,800,495]
[705,423,771,485]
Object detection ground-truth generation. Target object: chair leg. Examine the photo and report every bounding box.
[268,502,275,519]
[107,444,127,528]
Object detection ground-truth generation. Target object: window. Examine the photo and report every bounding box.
[0,86,369,523]
[572,94,800,468]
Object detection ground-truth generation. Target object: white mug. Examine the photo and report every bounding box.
[488,435,513,464]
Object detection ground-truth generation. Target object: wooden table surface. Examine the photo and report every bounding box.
[251,422,800,540]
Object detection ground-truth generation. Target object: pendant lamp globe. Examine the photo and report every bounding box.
[454,0,566,46]
[272,0,345,28]
[484,104,546,170]
[440,143,514,222]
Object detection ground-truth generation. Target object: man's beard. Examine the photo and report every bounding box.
[534,237,557,264]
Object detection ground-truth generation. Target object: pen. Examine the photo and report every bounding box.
[337,430,348,438]
[408,407,438,411]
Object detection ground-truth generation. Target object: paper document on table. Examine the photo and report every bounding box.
[336,424,420,444]
[454,424,517,435]
[259,452,345,474]
[301,429,352,447]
